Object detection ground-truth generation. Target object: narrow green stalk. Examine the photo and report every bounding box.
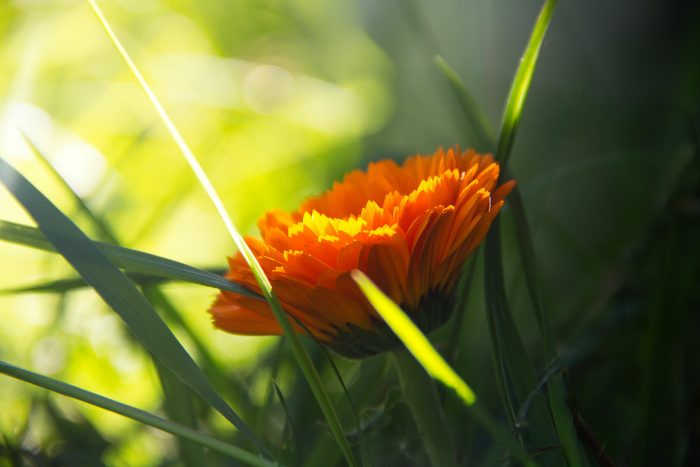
[0,220,259,298]
[496,0,557,168]
[438,2,588,465]
[445,254,479,362]
[0,361,274,467]
[85,2,357,465]
[435,56,495,152]
[393,348,457,467]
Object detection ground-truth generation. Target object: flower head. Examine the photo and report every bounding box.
[210,147,515,358]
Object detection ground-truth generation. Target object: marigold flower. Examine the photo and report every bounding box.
[210,146,515,358]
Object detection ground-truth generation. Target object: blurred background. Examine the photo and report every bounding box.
[0,0,698,465]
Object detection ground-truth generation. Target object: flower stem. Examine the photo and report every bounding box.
[393,348,457,467]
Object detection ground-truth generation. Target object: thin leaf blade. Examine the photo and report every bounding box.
[84,2,358,464]
[496,0,557,168]
[0,361,272,467]
[435,55,495,152]
[351,270,475,405]
[0,157,269,457]
[0,220,260,298]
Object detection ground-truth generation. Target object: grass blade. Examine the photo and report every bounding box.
[20,131,118,243]
[0,157,269,457]
[0,361,273,467]
[393,348,457,467]
[352,271,475,406]
[142,286,257,421]
[14,135,259,464]
[435,55,495,152]
[0,220,259,298]
[154,360,206,466]
[507,186,587,467]
[1,274,179,295]
[438,2,587,464]
[315,340,372,467]
[351,270,536,467]
[85,1,358,464]
[446,254,479,362]
[496,0,557,168]
[484,221,562,464]
[507,186,549,343]
[492,0,587,462]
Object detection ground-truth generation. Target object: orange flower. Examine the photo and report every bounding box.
[210,147,515,357]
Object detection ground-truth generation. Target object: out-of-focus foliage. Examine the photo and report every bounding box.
[0,0,390,463]
[0,0,699,465]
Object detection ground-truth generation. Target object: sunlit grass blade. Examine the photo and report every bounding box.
[351,270,537,467]
[86,1,357,464]
[496,0,557,168]
[0,220,259,298]
[0,158,269,457]
[435,55,494,151]
[352,271,475,406]
[0,361,273,467]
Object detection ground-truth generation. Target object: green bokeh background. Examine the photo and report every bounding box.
[0,0,698,465]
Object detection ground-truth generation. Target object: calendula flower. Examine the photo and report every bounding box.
[210,147,514,358]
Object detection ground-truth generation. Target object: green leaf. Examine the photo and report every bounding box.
[439,1,587,464]
[0,157,270,458]
[1,273,201,295]
[154,359,207,466]
[314,337,372,467]
[22,131,256,466]
[352,271,475,406]
[496,0,558,168]
[492,0,587,461]
[142,286,257,422]
[507,186,587,467]
[0,361,273,467]
[435,55,495,152]
[0,220,260,299]
[20,131,119,243]
[484,221,562,464]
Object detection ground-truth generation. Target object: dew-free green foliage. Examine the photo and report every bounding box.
[0,0,698,466]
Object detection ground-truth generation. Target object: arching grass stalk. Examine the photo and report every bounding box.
[85,1,357,465]
[436,2,587,464]
[496,0,557,169]
[0,361,274,467]
[352,271,537,467]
